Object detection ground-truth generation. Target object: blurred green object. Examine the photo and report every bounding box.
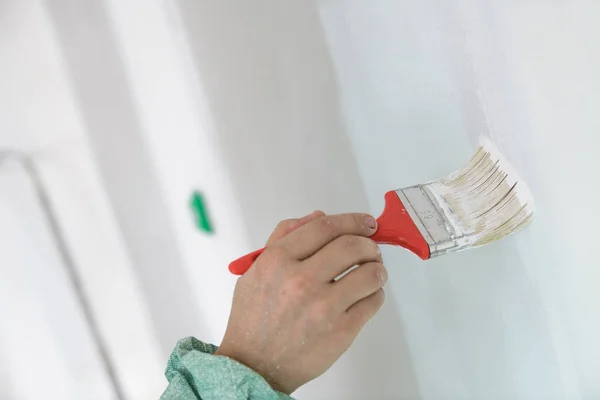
[190,190,214,234]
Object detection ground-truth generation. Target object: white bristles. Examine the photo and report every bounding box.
[427,139,534,247]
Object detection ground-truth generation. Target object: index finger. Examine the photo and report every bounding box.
[278,213,377,260]
[265,211,326,246]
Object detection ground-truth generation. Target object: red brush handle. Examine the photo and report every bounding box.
[228,248,267,275]
[228,191,430,276]
[370,190,430,259]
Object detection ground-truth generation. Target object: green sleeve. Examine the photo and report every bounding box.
[160,337,294,400]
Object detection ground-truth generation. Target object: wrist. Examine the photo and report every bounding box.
[215,345,294,394]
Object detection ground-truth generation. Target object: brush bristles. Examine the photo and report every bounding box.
[432,145,534,246]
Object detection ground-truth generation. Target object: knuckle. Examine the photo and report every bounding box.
[338,236,380,258]
[316,215,338,236]
[276,219,299,232]
[369,263,388,287]
[255,245,288,274]
[312,210,326,218]
[362,237,381,255]
[338,234,360,249]
[263,245,286,263]
[356,262,387,288]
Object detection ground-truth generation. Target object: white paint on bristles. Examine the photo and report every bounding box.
[427,137,535,247]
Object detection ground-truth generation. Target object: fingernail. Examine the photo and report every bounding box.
[366,216,377,230]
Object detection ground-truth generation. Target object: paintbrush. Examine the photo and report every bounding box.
[228,140,534,275]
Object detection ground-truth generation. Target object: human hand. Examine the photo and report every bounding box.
[215,212,387,394]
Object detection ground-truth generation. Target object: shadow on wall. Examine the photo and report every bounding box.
[42,0,208,358]
[177,0,421,398]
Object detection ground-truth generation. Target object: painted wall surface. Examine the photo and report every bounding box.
[2,0,599,399]
[318,0,600,399]
[0,1,164,399]
[175,1,419,398]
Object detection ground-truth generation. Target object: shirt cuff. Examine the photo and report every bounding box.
[161,337,293,400]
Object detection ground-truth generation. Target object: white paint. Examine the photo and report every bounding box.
[477,137,535,212]
[425,140,534,249]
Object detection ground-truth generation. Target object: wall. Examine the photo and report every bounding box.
[318,0,600,399]
[3,0,599,399]
[176,1,420,398]
[0,1,164,398]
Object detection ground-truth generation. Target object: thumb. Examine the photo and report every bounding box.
[266,210,325,246]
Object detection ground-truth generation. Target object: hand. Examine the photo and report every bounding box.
[215,211,387,394]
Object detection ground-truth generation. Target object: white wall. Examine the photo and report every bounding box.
[3,0,599,399]
[318,0,600,399]
[0,1,164,399]
[175,1,420,398]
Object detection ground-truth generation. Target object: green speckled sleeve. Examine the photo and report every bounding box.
[160,337,293,400]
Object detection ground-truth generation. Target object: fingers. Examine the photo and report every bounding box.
[279,213,378,260]
[332,262,387,310]
[266,211,326,246]
[305,236,382,281]
[343,288,386,335]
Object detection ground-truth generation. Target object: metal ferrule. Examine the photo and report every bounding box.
[396,186,471,258]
